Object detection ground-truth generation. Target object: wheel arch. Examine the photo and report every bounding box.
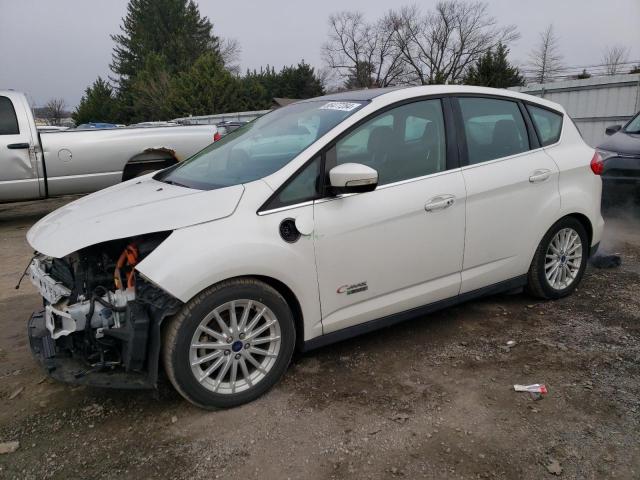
[564,212,593,250]
[248,275,305,351]
[122,148,179,181]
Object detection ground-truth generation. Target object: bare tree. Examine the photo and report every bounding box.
[602,45,629,75]
[322,11,407,89]
[528,24,564,84]
[388,2,519,85]
[44,98,66,126]
[220,38,242,75]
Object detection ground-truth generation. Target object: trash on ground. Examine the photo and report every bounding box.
[514,384,548,394]
[545,458,562,475]
[0,441,20,454]
[506,340,517,347]
[590,253,622,269]
[8,386,24,400]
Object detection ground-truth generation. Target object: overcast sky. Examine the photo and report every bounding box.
[1,0,639,108]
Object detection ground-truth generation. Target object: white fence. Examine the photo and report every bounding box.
[511,74,640,147]
[172,109,270,125]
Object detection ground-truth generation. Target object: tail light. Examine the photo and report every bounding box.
[213,131,221,142]
[590,151,604,175]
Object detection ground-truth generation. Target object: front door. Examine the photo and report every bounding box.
[313,98,466,334]
[0,95,41,202]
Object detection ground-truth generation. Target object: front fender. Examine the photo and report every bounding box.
[136,207,323,342]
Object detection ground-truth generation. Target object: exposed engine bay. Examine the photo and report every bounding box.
[27,232,182,388]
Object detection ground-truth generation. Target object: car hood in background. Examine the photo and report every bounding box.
[27,175,244,258]
[599,131,640,156]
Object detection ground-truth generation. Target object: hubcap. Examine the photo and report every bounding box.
[545,227,583,290]
[189,300,281,395]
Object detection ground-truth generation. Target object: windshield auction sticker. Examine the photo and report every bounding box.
[319,102,361,112]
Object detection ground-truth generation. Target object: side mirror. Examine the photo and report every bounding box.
[329,163,378,195]
[605,124,622,136]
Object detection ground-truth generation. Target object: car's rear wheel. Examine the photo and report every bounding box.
[526,217,589,299]
[162,279,295,409]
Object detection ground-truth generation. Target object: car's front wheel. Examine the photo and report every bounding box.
[162,279,296,409]
[526,217,589,299]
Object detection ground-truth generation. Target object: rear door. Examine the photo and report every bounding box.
[313,98,466,334]
[454,96,560,293]
[0,94,42,201]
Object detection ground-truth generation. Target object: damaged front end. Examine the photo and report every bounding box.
[27,232,182,389]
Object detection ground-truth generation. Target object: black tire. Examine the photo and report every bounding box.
[526,217,589,299]
[162,278,296,409]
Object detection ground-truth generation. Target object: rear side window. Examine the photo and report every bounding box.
[527,105,563,146]
[458,97,529,165]
[0,96,19,135]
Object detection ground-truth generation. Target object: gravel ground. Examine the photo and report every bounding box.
[0,198,639,479]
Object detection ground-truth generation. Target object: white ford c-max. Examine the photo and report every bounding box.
[26,86,604,408]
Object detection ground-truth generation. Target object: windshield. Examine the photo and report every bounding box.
[157,100,366,190]
[624,112,640,134]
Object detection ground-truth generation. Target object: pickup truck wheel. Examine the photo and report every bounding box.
[526,217,588,299]
[162,279,295,409]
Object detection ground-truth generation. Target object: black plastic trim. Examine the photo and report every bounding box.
[302,275,528,352]
[517,101,541,150]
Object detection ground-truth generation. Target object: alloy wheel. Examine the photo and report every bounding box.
[544,227,583,290]
[189,300,282,394]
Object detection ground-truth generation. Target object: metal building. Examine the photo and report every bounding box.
[511,74,640,147]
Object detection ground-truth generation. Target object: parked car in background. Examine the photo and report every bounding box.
[0,90,219,203]
[130,121,180,128]
[37,125,69,133]
[26,86,603,409]
[216,120,248,137]
[597,111,640,204]
[75,122,119,129]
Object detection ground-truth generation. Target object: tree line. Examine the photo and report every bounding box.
[72,0,638,125]
[73,0,324,125]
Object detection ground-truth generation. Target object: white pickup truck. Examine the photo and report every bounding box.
[0,90,219,203]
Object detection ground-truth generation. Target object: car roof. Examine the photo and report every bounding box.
[299,85,563,113]
[302,87,406,102]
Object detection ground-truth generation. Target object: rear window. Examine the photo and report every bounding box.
[527,105,563,146]
[0,96,19,135]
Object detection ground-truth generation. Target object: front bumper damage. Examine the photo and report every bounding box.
[28,309,153,389]
[26,249,182,390]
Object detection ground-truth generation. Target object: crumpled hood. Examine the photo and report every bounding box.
[27,175,244,258]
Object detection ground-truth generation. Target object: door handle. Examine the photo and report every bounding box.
[425,195,455,212]
[7,143,30,150]
[529,169,551,183]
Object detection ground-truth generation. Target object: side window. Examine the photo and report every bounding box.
[333,99,446,185]
[264,156,321,210]
[0,96,20,135]
[458,97,529,164]
[527,105,563,146]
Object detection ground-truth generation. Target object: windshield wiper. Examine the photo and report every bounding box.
[163,179,193,189]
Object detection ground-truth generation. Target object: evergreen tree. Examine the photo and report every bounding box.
[168,53,243,116]
[72,77,120,125]
[463,43,524,88]
[111,0,219,81]
[110,0,220,121]
[576,69,591,79]
[130,53,175,122]
[277,61,325,98]
[344,61,376,89]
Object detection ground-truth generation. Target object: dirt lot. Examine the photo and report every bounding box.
[0,198,639,480]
